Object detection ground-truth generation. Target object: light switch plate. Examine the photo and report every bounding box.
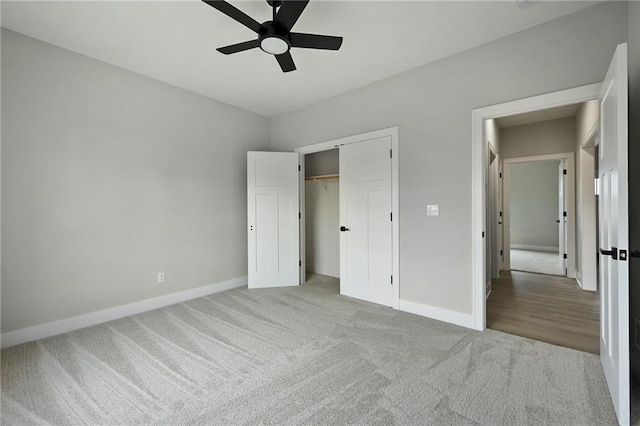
[427,204,439,216]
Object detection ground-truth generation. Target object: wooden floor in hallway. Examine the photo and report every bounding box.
[487,270,600,354]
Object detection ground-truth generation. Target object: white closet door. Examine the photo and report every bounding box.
[247,151,299,288]
[339,136,392,306]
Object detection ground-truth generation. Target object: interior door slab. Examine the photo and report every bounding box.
[247,151,299,288]
[339,136,393,306]
[598,43,629,426]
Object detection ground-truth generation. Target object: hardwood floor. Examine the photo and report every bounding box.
[487,270,600,354]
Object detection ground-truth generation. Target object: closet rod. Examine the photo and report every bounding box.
[305,174,339,182]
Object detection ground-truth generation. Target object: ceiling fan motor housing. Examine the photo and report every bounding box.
[259,21,291,55]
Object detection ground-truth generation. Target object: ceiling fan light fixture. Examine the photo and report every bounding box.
[260,36,289,55]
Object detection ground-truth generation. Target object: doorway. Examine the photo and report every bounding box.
[478,100,602,353]
[484,112,595,354]
[508,159,564,276]
[472,84,602,329]
[303,149,340,281]
[503,154,575,278]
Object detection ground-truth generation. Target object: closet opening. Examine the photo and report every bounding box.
[302,149,340,285]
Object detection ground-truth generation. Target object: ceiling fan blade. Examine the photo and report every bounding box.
[275,51,296,72]
[274,0,309,32]
[289,33,343,50]
[217,39,260,55]
[202,0,262,33]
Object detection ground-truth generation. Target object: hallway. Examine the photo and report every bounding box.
[487,270,599,354]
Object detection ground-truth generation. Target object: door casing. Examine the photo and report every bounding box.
[295,127,400,309]
[471,83,601,330]
[502,153,576,278]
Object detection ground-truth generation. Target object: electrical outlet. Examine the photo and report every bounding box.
[427,204,439,216]
[157,272,166,284]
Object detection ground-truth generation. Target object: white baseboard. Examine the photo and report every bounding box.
[576,272,583,288]
[398,299,475,329]
[511,244,559,253]
[1,276,248,349]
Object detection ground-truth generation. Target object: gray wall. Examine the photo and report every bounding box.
[500,117,577,160]
[1,29,270,332]
[305,181,339,278]
[509,161,560,249]
[304,149,339,178]
[627,0,640,379]
[270,2,627,314]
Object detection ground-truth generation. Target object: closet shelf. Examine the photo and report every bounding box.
[305,174,339,182]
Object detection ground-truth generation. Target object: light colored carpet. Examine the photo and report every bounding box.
[1,274,618,425]
[511,249,564,276]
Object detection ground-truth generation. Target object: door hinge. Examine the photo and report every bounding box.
[482,232,485,238]
[390,212,393,221]
[563,211,567,217]
[500,250,503,256]
[298,165,301,172]
[299,260,302,267]
[563,169,567,175]
[563,253,567,259]
[499,172,502,178]
[391,275,393,284]
[390,149,392,158]
[299,212,301,219]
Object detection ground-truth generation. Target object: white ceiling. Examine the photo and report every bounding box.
[1,1,601,117]
[496,102,582,128]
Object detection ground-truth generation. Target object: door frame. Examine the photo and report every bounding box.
[502,153,576,277]
[471,83,601,330]
[295,126,400,309]
[486,143,498,294]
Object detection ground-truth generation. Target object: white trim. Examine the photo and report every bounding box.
[576,272,584,289]
[471,83,601,331]
[399,300,475,329]
[511,244,559,252]
[295,126,400,310]
[0,276,248,349]
[298,154,306,284]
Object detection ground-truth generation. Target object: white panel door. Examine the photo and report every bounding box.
[496,160,504,274]
[340,136,392,306]
[489,150,502,280]
[598,43,629,426]
[558,160,567,274]
[247,151,299,288]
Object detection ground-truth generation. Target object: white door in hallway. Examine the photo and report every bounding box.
[340,136,393,306]
[598,43,629,426]
[558,160,567,275]
[247,151,299,288]
[497,160,504,273]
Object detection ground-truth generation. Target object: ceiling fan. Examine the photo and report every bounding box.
[202,0,343,73]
